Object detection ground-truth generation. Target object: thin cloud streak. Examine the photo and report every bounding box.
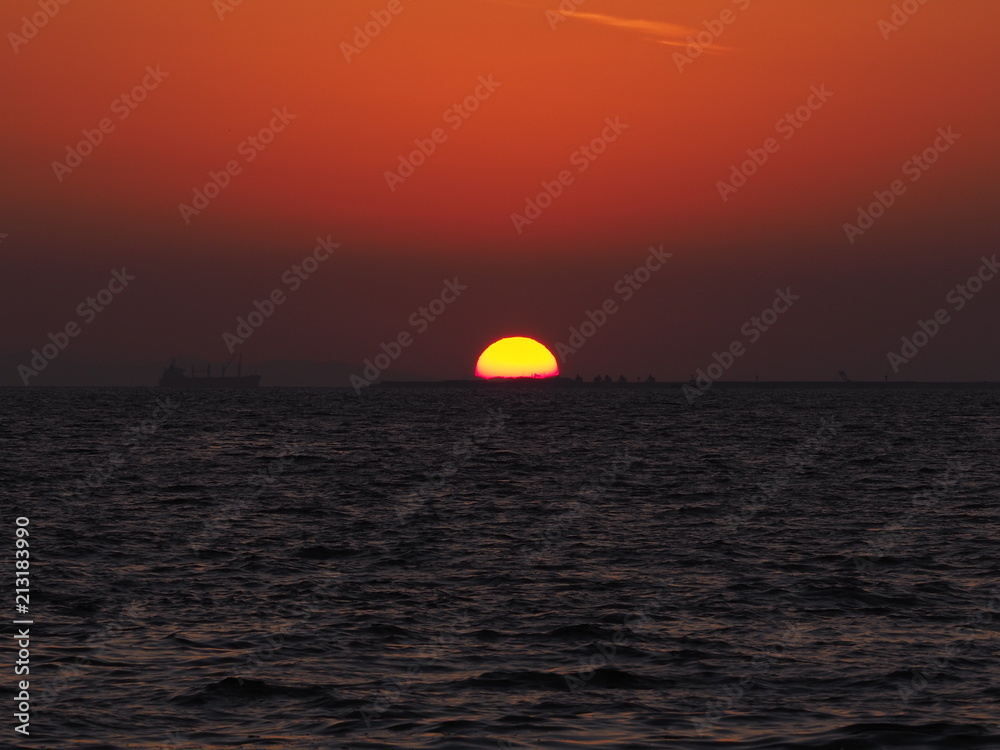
[558,10,729,52]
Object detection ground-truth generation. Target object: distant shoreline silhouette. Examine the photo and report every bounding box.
[370,378,995,389]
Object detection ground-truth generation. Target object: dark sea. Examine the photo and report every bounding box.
[4,385,1000,750]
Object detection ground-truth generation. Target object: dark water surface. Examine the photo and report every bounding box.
[3,385,999,749]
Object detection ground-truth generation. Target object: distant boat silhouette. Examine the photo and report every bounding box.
[159,354,260,388]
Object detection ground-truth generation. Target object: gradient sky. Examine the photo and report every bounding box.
[3,0,999,384]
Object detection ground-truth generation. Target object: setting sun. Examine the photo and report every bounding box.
[475,337,560,379]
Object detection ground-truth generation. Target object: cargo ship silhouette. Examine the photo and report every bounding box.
[159,354,260,388]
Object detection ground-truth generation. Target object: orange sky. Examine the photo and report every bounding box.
[2,0,999,383]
